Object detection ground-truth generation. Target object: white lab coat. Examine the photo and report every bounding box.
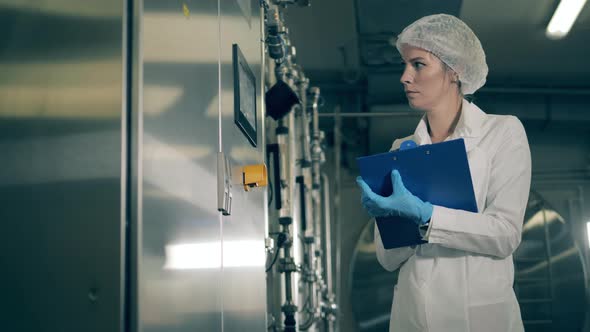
[375,99,531,332]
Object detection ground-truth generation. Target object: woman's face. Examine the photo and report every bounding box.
[399,45,457,111]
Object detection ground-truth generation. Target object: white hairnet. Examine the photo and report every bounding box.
[395,14,488,95]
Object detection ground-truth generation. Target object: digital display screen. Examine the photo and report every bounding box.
[233,44,257,147]
[239,62,256,130]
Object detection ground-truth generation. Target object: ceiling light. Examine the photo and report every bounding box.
[546,0,588,39]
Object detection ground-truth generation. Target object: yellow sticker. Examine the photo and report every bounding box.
[182,3,190,18]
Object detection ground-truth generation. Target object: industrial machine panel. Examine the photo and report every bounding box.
[0,1,125,331]
[137,0,223,331]
[219,0,268,330]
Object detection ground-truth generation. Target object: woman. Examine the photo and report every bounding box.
[356,14,531,332]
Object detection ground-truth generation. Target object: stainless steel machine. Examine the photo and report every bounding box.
[263,3,337,331]
[0,1,337,331]
[0,0,267,331]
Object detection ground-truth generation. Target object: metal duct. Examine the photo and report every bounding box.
[355,0,462,69]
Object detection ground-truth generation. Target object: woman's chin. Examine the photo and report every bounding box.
[407,100,426,111]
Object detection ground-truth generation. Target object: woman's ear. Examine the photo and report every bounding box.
[451,71,459,83]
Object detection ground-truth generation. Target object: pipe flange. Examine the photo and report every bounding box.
[279,217,293,226]
[281,303,298,314]
[279,258,298,273]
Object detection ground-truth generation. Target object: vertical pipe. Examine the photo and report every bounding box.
[122,1,131,331]
[309,87,322,242]
[276,118,298,331]
[322,173,337,332]
[333,104,342,331]
[311,88,320,136]
[128,0,143,331]
[288,111,298,219]
[276,124,290,217]
[309,86,327,331]
[299,79,312,168]
[322,174,333,296]
[281,219,297,332]
[322,174,334,293]
[293,99,312,308]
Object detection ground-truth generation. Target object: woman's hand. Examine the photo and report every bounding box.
[356,170,433,225]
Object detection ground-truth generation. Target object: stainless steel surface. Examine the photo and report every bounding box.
[264,31,330,327]
[135,0,223,331]
[0,1,125,331]
[219,0,267,330]
[349,191,587,332]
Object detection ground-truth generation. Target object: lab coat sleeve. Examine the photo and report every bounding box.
[427,118,532,258]
[374,219,415,271]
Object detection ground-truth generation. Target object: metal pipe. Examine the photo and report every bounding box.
[308,86,331,331]
[333,104,342,331]
[265,5,329,331]
[309,87,323,190]
[309,87,323,247]
[479,86,590,96]
[281,219,297,332]
[298,238,321,331]
[321,173,333,298]
[283,229,294,302]
[272,0,311,6]
[321,173,337,332]
[319,111,419,118]
[276,122,290,216]
[296,81,319,330]
[310,88,320,137]
[298,79,312,167]
[318,76,590,96]
[276,114,298,331]
[308,89,322,236]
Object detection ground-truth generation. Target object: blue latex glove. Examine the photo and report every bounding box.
[356,170,433,225]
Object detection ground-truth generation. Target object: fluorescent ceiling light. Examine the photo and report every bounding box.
[546,0,588,39]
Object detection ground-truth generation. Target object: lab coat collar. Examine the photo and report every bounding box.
[413,99,487,146]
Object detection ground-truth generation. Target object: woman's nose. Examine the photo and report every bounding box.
[400,67,413,85]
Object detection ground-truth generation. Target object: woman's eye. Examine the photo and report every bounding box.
[413,62,425,69]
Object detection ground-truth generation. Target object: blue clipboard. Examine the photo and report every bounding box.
[356,138,478,249]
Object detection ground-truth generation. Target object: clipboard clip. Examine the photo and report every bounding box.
[399,140,418,151]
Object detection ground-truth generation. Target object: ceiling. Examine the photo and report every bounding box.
[282,0,590,98]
